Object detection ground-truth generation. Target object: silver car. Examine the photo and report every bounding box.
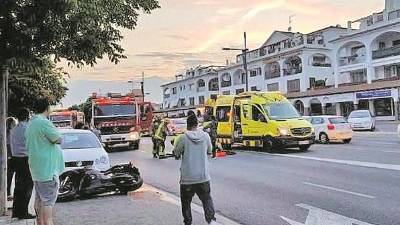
[347,110,376,131]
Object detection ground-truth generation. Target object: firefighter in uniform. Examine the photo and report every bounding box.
[151,116,162,158]
[154,118,170,159]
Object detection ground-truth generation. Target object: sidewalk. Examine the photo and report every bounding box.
[0,185,238,225]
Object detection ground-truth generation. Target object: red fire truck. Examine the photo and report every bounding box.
[50,110,85,128]
[91,92,153,150]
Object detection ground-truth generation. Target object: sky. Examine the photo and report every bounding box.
[60,0,384,105]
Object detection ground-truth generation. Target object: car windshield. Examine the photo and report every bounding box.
[50,115,71,122]
[263,102,300,120]
[94,104,136,117]
[61,133,101,149]
[329,117,347,124]
[349,111,370,118]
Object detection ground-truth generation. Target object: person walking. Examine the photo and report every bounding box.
[10,108,35,219]
[174,115,218,225]
[154,118,170,159]
[203,115,218,158]
[6,117,17,200]
[26,99,65,225]
[151,116,162,158]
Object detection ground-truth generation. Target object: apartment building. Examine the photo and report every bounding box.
[162,0,400,120]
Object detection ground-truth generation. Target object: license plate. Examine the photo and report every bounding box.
[298,140,309,145]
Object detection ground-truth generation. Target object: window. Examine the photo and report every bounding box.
[189,83,194,90]
[350,69,367,83]
[189,97,195,106]
[236,89,245,94]
[252,105,265,121]
[251,86,259,91]
[250,68,261,77]
[216,106,231,122]
[221,74,232,87]
[393,39,400,47]
[179,98,186,107]
[172,87,177,94]
[374,98,394,116]
[208,78,219,91]
[379,42,386,49]
[329,117,347,124]
[61,133,101,149]
[267,83,279,92]
[311,117,325,124]
[199,96,205,105]
[287,79,300,92]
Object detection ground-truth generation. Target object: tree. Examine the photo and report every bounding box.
[0,0,160,214]
[8,58,68,115]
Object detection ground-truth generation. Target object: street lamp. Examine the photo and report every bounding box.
[127,72,146,102]
[222,32,249,92]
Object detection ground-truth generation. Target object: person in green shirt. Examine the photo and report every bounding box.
[26,98,64,225]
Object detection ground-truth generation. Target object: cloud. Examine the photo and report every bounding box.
[165,34,190,40]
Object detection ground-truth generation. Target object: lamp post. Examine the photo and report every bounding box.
[222,32,249,92]
[127,72,146,102]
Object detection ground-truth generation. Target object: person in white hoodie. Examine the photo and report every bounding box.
[174,114,217,225]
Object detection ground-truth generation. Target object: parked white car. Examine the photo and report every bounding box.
[60,129,111,171]
[308,116,353,144]
[347,110,376,131]
[398,124,400,138]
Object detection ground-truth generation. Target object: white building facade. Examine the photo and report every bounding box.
[162,0,400,120]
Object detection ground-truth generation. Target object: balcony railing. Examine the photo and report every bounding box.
[339,55,365,66]
[312,62,331,67]
[265,70,280,79]
[221,81,232,88]
[197,86,206,92]
[164,94,170,99]
[283,68,302,76]
[372,46,400,60]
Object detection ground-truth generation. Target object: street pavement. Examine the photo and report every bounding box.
[108,133,400,225]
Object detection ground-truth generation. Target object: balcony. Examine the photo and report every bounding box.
[312,62,331,67]
[372,46,400,60]
[339,55,365,66]
[283,68,302,76]
[164,94,170,99]
[265,70,280,79]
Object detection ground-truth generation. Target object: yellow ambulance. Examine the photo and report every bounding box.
[214,92,315,151]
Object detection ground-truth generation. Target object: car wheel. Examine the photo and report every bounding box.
[299,145,311,152]
[343,139,351,144]
[319,133,329,144]
[129,141,139,150]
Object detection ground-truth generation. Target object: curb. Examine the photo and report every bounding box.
[141,184,242,225]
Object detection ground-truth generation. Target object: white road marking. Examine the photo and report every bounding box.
[281,203,375,225]
[274,154,400,171]
[381,150,400,154]
[140,184,240,225]
[302,182,375,199]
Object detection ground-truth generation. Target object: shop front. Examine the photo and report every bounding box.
[355,89,397,120]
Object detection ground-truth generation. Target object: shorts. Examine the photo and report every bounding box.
[34,176,59,207]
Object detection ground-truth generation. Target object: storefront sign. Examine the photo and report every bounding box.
[356,90,391,99]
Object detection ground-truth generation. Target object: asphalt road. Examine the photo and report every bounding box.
[108,133,400,225]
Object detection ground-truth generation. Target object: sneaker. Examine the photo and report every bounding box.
[153,153,158,158]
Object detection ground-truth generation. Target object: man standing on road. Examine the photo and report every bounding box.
[6,117,16,200]
[26,99,65,225]
[154,118,170,159]
[10,108,35,219]
[151,116,162,158]
[203,115,218,158]
[174,115,217,225]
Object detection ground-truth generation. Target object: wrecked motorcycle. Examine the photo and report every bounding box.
[58,162,143,202]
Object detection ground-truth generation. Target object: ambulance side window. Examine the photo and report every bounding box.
[216,106,231,122]
[252,105,266,122]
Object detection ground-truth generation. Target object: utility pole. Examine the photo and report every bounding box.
[141,72,145,102]
[243,32,249,92]
[222,31,249,92]
[0,68,8,215]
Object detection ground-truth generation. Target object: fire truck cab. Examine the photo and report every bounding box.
[91,93,141,151]
[50,109,85,128]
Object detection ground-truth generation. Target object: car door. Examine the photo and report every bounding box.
[241,104,266,138]
[311,117,325,138]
